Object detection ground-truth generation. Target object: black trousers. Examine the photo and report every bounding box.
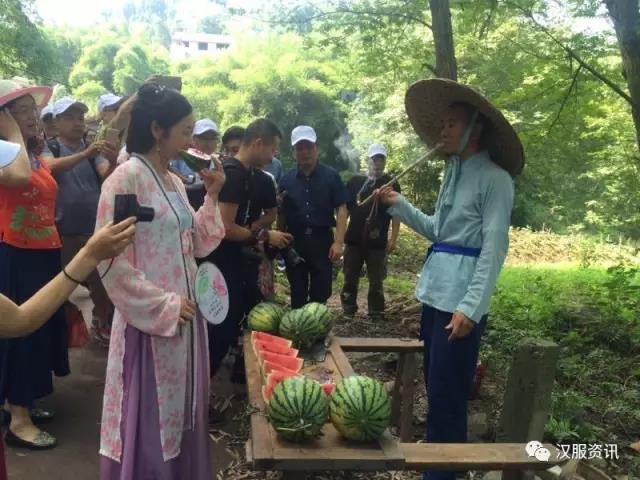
[341,244,386,316]
[285,228,333,308]
[203,248,261,376]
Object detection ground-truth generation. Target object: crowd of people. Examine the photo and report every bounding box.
[0,73,522,480]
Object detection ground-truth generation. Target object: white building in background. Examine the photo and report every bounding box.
[170,32,233,60]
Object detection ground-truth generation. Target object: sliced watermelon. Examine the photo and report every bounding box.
[254,340,299,357]
[251,331,293,349]
[262,384,274,403]
[258,351,304,372]
[266,370,298,388]
[262,360,300,376]
[322,383,335,397]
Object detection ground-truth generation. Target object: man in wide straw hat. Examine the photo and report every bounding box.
[376,79,524,480]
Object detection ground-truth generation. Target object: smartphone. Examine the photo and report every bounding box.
[105,128,120,147]
[154,75,182,92]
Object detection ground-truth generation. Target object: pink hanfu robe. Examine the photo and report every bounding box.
[94,154,225,479]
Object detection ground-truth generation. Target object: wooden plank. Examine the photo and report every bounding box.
[245,440,254,464]
[398,353,417,442]
[263,423,404,471]
[401,443,565,471]
[243,335,274,465]
[336,337,423,353]
[328,341,356,377]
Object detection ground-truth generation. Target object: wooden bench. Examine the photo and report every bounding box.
[400,443,563,471]
[335,336,423,441]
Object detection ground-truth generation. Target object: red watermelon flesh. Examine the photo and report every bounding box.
[262,384,274,403]
[254,340,299,357]
[321,383,335,397]
[266,370,298,388]
[258,351,303,371]
[251,331,292,349]
[262,360,300,376]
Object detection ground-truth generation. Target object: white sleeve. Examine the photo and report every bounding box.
[0,140,20,169]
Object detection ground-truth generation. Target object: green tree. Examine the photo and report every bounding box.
[0,0,64,83]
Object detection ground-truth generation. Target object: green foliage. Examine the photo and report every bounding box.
[179,33,350,169]
[486,265,640,448]
[73,81,107,116]
[0,0,63,83]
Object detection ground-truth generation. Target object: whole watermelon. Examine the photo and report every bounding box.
[266,376,329,442]
[248,302,285,333]
[300,302,333,336]
[278,308,325,349]
[330,376,391,442]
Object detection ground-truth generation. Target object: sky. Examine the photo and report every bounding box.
[34,0,255,27]
[34,0,612,34]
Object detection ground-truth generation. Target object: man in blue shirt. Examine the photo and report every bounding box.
[279,125,348,308]
[376,79,523,480]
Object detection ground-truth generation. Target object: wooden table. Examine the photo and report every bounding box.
[243,334,405,472]
[244,334,564,476]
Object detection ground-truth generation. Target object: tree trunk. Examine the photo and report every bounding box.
[605,0,640,150]
[428,0,458,80]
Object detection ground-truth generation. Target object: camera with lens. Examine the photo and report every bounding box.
[114,194,155,224]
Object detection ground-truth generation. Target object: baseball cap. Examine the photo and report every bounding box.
[0,140,21,169]
[193,118,219,136]
[40,104,54,121]
[367,143,387,158]
[97,93,123,113]
[53,97,88,118]
[291,125,317,146]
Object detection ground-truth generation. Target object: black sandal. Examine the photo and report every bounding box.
[5,429,57,450]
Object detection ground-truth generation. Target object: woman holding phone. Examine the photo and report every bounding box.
[0,78,72,450]
[95,83,225,480]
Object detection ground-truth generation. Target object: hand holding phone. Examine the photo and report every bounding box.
[105,128,120,148]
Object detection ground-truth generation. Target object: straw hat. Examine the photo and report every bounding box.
[405,78,525,177]
[0,77,52,110]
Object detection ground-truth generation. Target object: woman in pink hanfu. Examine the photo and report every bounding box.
[95,84,226,480]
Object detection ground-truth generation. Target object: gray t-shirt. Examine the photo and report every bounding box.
[52,140,107,236]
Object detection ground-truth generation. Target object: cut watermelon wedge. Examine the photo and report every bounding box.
[262,384,274,403]
[251,331,293,349]
[262,360,300,376]
[254,340,299,357]
[258,351,304,372]
[321,383,335,397]
[266,370,298,387]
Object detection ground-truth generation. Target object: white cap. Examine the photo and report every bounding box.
[53,97,88,118]
[291,125,317,146]
[40,104,54,120]
[97,93,123,113]
[367,143,387,158]
[0,140,21,169]
[193,118,219,136]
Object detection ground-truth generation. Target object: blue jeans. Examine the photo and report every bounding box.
[420,305,487,480]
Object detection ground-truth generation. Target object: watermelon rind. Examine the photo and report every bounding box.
[266,376,329,443]
[329,376,391,442]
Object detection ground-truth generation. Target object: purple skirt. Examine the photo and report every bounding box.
[100,316,212,480]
